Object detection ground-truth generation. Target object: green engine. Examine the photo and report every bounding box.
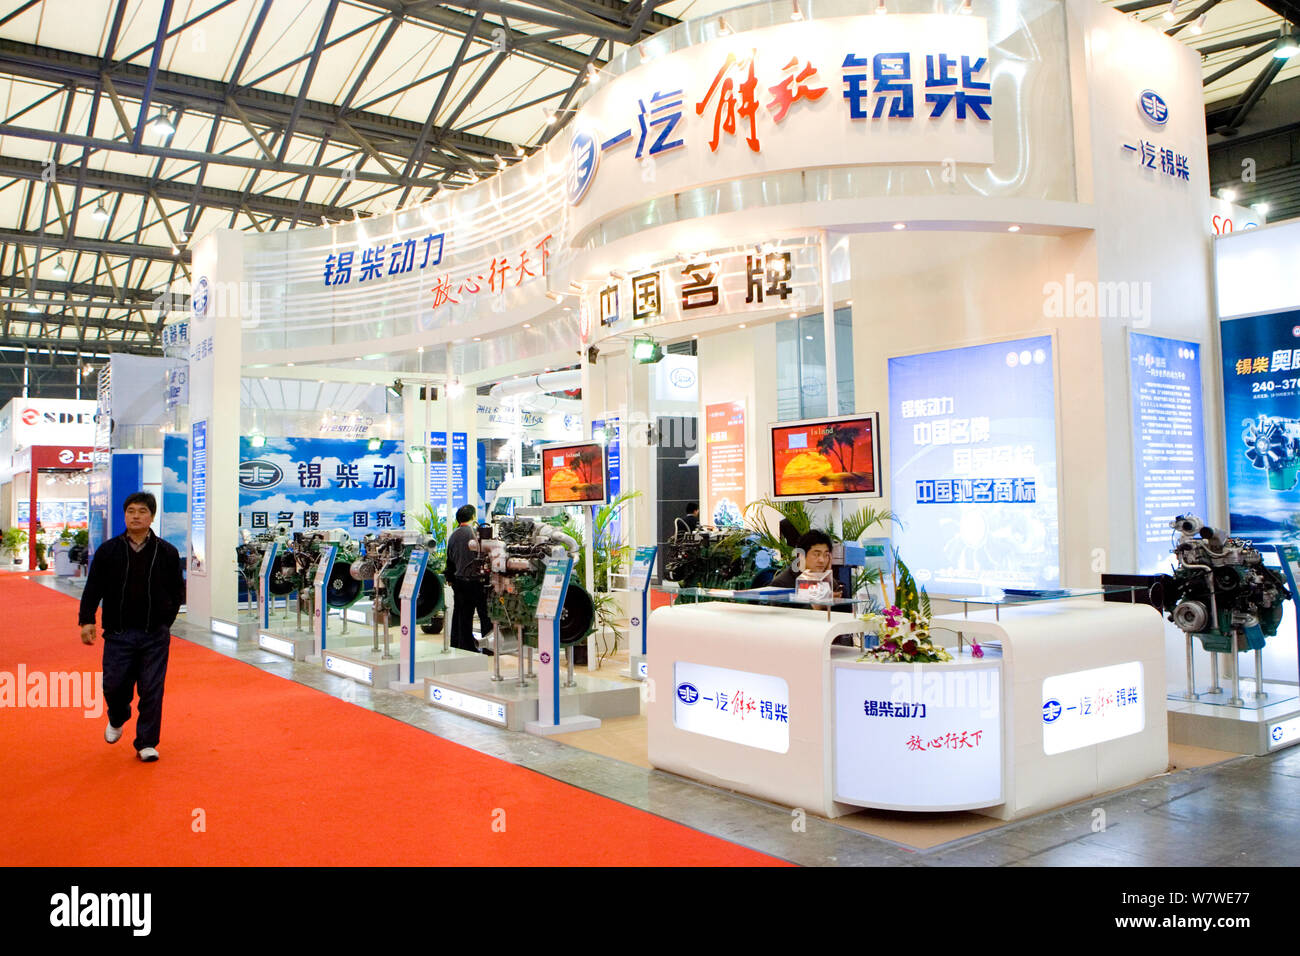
[1159,516,1290,653]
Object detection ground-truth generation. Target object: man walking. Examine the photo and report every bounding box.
[79,492,185,762]
[445,504,492,653]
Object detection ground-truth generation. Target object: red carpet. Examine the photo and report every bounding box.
[0,576,787,866]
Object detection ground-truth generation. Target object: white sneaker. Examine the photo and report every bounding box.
[105,722,123,744]
[137,747,159,762]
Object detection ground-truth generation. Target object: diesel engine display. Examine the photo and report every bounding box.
[466,518,595,647]
[662,525,778,591]
[1158,515,1289,656]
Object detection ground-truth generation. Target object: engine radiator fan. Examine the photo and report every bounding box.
[266,551,301,596]
[325,562,365,609]
[1242,415,1300,491]
[382,561,445,623]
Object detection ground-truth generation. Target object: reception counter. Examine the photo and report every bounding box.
[646,598,1167,820]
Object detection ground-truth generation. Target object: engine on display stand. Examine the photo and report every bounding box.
[466,517,596,684]
[235,524,294,616]
[1158,515,1291,706]
[281,531,364,631]
[349,530,445,659]
[662,525,779,593]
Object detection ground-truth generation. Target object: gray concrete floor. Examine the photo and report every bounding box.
[47,578,1300,867]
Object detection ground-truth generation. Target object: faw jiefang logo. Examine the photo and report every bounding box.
[238,459,283,490]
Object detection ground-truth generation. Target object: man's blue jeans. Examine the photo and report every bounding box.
[102,627,171,750]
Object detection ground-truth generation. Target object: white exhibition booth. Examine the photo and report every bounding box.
[162,0,1298,817]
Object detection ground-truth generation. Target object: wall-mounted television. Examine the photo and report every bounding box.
[770,412,882,500]
[540,441,608,505]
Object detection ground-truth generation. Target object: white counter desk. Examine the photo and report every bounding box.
[646,597,1168,820]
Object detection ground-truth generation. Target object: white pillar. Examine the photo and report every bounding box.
[186,230,244,628]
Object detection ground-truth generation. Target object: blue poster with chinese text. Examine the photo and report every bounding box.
[888,336,1059,596]
[1220,309,1300,540]
[239,436,405,534]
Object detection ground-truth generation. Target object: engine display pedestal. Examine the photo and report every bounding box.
[424,668,639,732]
[1168,686,1300,755]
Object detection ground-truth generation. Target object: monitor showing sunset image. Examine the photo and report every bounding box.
[771,414,881,500]
[540,441,607,505]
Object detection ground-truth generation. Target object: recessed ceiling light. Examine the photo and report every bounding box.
[1008,224,1021,232]
[892,222,906,230]
[738,323,746,329]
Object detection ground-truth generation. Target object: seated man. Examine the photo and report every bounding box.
[770,529,842,594]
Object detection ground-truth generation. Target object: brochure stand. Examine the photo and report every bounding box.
[391,547,428,688]
[625,545,657,680]
[526,553,601,735]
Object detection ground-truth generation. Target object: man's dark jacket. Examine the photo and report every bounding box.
[78,531,186,633]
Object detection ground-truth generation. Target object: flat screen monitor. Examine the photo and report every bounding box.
[540,441,608,505]
[770,412,882,500]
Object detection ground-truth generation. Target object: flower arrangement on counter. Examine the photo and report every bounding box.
[859,554,980,663]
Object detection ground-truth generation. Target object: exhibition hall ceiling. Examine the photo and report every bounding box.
[0,0,1294,402]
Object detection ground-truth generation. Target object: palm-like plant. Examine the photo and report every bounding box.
[408,503,449,573]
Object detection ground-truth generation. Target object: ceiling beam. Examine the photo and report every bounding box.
[0,154,357,221]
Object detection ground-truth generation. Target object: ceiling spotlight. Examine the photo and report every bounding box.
[515,145,525,157]
[545,290,564,303]
[632,335,664,364]
[1253,202,1270,214]
[25,302,39,314]
[738,323,747,329]
[150,111,175,138]
[875,0,887,14]
[543,107,557,125]
[495,154,506,169]
[1219,187,1237,202]
[1190,13,1207,34]
[52,257,68,278]
[1275,30,1300,59]
[171,244,179,255]
[892,222,906,230]
[790,1,802,19]
[717,17,732,35]
[92,201,109,222]
[473,336,482,341]
[586,65,599,83]
[448,381,465,399]
[522,322,532,328]
[1162,0,1180,23]
[959,0,972,13]
[1008,224,1021,232]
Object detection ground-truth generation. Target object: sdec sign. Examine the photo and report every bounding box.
[11,400,98,448]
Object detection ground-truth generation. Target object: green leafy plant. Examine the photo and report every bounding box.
[741,497,813,564]
[73,529,89,548]
[408,503,448,573]
[2,527,29,561]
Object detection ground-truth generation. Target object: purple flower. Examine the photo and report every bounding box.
[971,643,984,659]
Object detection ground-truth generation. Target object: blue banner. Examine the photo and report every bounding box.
[162,432,189,563]
[1220,309,1300,539]
[428,431,468,510]
[888,336,1059,596]
[239,436,405,534]
[191,420,208,575]
[1129,332,1207,573]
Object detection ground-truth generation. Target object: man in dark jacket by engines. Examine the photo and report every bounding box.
[78,492,185,762]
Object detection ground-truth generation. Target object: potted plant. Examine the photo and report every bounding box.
[3,527,29,566]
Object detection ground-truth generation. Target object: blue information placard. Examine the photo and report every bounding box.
[1220,309,1300,540]
[1130,332,1208,573]
[888,336,1059,596]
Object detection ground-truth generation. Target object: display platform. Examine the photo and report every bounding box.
[424,667,640,732]
[648,598,1168,822]
[320,641,488,688]
[1168,692,1300,756]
